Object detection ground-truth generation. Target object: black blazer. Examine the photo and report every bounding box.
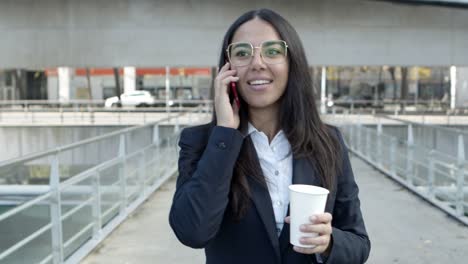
[169,124,370,264]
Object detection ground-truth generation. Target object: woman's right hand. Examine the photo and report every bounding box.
[214,62,240,129]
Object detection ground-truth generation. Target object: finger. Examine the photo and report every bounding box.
[293,245,322,255]
[300,223,332,235]
[216,69,237,81]
[300,235,330,247]
[218,62,230,73]
[284,216,290,223]
[232,100,239,114]
[220,76,239,86]
[310,213,332,224]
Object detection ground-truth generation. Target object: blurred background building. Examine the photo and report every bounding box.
[0,0,467,108]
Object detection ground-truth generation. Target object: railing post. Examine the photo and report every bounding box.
[366,127,371,159]
[92,171,102,239]
[356,114,362,154]
[153,124,160,146]
[152,124,161,180]
[406,124,414,186]
[49,154,64,264]
[390,137,397,177]
[456,134,465,216]
[427,151,435,201]
[350,124,355,151]
[90,108,95,124]
[60,107,64,124]
[377,119,382,165]
[175,114,180,132]
[139,151,146,197]
[119,134,127,213]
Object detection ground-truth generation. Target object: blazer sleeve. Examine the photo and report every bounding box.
[169,125,245,248]
[325,127,371,264]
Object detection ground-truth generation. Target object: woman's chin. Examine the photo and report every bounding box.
[243,98,279,110]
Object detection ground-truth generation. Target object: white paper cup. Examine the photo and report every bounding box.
[288,184,329,248]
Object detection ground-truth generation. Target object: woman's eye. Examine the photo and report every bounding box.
[265,48,281,56]
[235,50,250,57]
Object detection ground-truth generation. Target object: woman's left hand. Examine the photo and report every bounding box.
[284,213,333,256]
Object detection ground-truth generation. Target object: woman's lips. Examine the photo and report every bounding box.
[247,80,273,91]
[248,83,271,91]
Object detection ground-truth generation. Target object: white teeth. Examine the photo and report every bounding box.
[249,80,271,85]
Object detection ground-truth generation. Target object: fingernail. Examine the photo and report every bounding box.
[300,225,306,231]
[310,215,317,222]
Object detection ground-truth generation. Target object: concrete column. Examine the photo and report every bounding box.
[123,66,136,93]
[454,67,468,109]
[58,67,70,102]
[320,66,327,114]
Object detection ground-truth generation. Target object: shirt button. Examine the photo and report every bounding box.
[275,170,279,176]
[276,201,282,206]
[217,141,226,149]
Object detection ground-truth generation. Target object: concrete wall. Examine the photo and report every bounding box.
[0,0,467,67]
[0,124,179,162]
[456,68,468,108]
[0,126,124,161]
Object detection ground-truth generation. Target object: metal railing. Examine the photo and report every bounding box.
[340,123,468,226]
[0,99,212,110]
[374,115,468,159]
[0,108,211,264]
[0,102,213,125]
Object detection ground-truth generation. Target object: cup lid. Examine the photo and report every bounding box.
[288,184,329,195]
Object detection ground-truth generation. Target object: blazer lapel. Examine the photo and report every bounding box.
[279,157,322,254]
[247,176,281,263]
[246,141,281,263]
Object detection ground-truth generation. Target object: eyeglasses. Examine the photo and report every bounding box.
[226,40,288,67]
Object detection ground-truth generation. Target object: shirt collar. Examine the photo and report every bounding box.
[247,122,284,140]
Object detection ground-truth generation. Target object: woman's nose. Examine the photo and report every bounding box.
[250,48,266,70]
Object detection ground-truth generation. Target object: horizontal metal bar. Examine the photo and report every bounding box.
[0,222,52,261]
[379,114,468,136]
[416,186,468,194]
[0,192,51,222]
[101,202,121,220]
[0,185,50,196]
[63,222,94,250]
[60,157,125,189]
[38,254,52,264]
[61,196,94,222]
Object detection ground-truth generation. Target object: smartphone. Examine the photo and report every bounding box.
[227,61,241,109]
[230,82,240,109]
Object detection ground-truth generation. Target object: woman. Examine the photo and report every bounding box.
[169,8,370,264]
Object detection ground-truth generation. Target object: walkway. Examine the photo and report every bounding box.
[82,155,468,264]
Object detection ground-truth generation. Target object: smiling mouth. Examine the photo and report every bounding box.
[247,80,273,85]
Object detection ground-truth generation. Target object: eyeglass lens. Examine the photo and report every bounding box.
[228,40,287,66]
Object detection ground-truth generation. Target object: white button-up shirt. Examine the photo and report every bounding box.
[248,123,293,236]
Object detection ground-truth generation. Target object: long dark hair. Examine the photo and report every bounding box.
[213,9,341,220]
